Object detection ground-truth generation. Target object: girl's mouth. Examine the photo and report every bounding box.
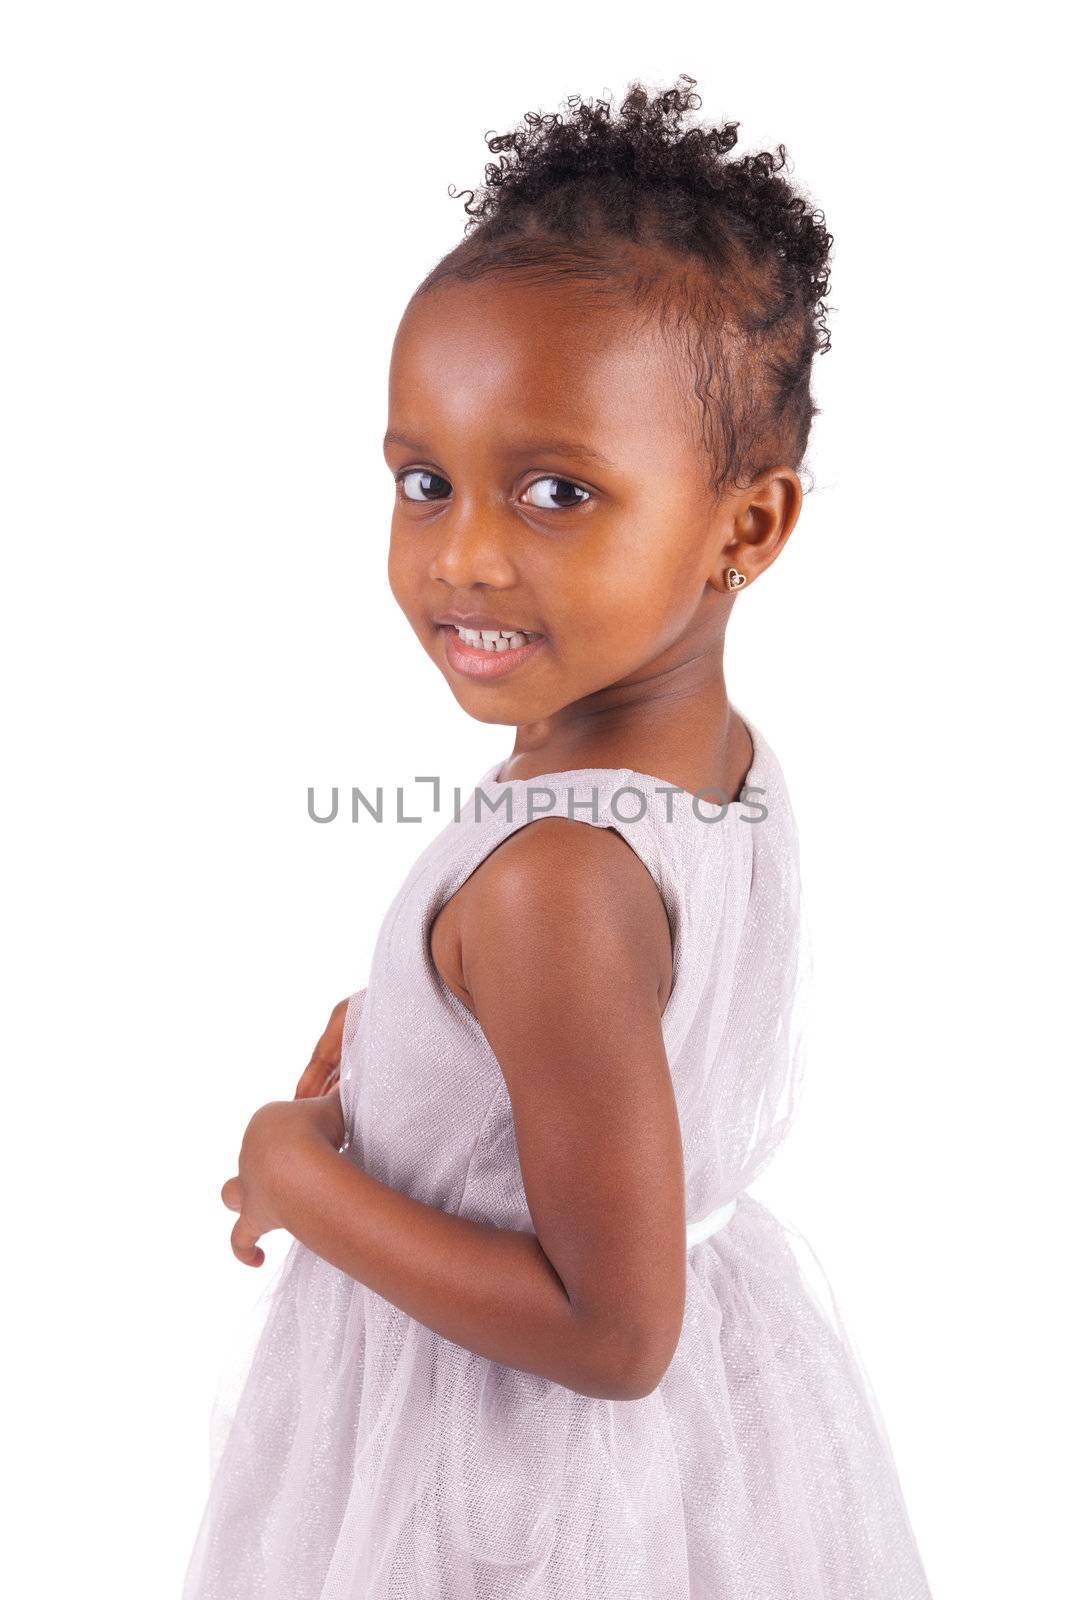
[437,624,547,681]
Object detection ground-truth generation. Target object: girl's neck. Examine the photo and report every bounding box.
[499,665,753,804]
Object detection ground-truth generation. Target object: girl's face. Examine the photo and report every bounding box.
[385,272,795,729]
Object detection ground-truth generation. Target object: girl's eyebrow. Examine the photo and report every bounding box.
[509,438,617,469]
[383,429,617,470]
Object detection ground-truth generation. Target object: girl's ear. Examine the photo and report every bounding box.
[716,467,804,590]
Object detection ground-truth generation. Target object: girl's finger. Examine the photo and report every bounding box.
[308,998,348,1069]
[220,1175,243,1211]
[294,1059,319,1098]
[230,1215,265,1268]
[293,1060,318,1099]
[295,1055,337,1100]
[295,998,349,1097]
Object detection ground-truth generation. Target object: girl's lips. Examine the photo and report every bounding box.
[438,624,546,681]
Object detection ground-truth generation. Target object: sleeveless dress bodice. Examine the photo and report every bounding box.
[183,714,932,1600]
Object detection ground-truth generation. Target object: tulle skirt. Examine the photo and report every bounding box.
[182,1193,931,1598]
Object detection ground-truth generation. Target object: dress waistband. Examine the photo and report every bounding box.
[685,1198,739,1247]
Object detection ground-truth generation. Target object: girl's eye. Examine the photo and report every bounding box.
[521,476,591,511]
[397,469,451,502]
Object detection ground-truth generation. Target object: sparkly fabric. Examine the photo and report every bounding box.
[183,714,932,1598]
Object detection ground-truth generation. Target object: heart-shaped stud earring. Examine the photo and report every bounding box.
[726,568,747,590]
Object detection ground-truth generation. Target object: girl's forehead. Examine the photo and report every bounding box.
[390,275,695,454]
[396,271,641,357]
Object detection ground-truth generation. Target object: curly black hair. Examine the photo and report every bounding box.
[415,74,834,498]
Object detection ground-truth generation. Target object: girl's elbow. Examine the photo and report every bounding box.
[613,1348,675,1401]
[589,1323,681,1402]
[565,1279,685,1400]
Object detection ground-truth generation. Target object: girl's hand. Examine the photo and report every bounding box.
[220,1095,347,1266]
[293,997,350,1099]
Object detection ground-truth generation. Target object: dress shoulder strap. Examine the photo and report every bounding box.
[424,760,755,1059]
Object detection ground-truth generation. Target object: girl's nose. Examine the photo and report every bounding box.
[427,499,517,589]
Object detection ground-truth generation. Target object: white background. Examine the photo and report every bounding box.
[2,5,1062,1595]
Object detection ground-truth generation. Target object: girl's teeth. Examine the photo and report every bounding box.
[455,626,537,652]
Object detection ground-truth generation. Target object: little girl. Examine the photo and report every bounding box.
[184,75,933,1599]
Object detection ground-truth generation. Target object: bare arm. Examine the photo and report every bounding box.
[274,819,686,1400]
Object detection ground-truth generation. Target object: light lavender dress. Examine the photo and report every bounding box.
[183,714,932,1598]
